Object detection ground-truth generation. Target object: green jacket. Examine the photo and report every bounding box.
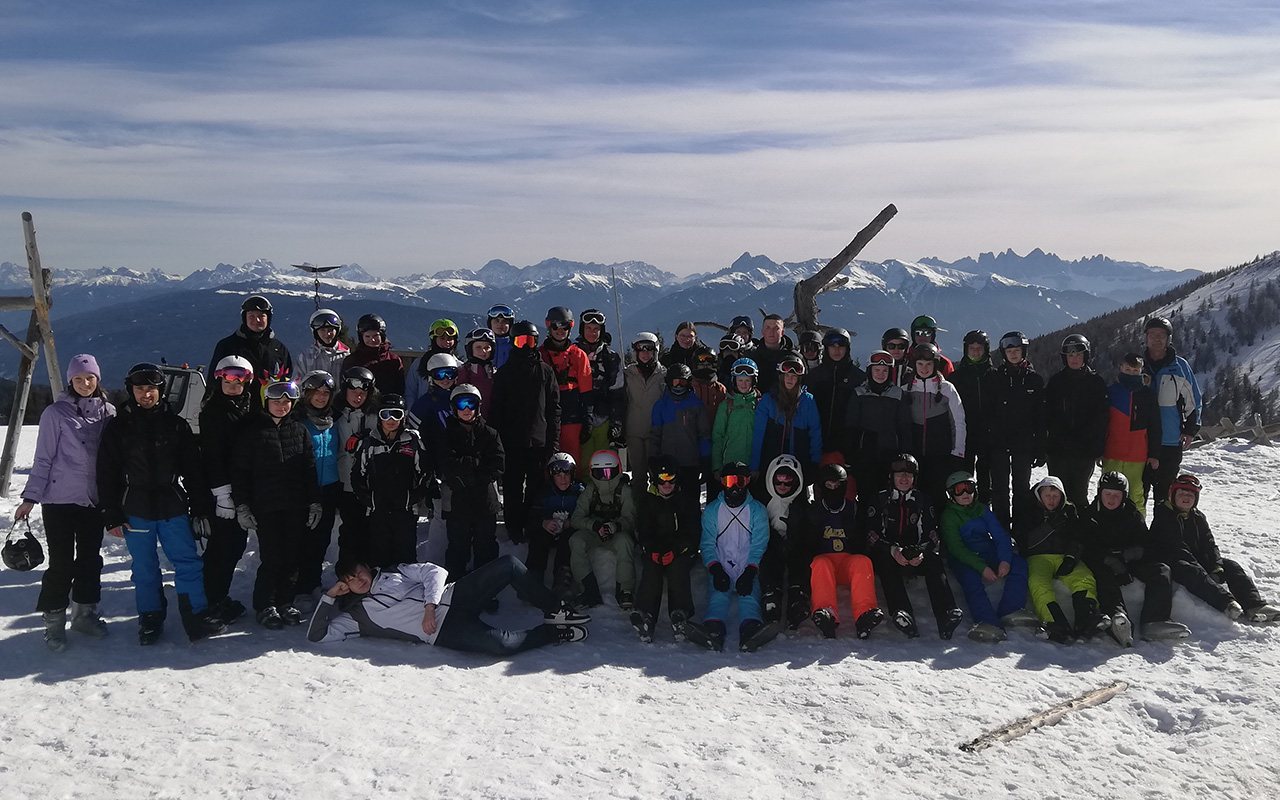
[940,500,1016,573]
[712,391,759,471]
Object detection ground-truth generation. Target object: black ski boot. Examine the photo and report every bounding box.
[630,611,654,643]
[615,583,634,610]
[938,607,964,641]
[179,594,228,642]
[553,566,576,601]
[1072,591,1108,640]
[854,608,886,640]
[811,608,838,639]
[577,574,603,608]
[786,593,811,631]
[761,588,783,624]
[892,610,919,638]
[670,609,689,642]
[739,619,782,652]
[1041,601,1074,644]
[684,619,726,652]
[138,611,165,646]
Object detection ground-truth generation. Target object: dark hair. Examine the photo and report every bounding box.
[334,556,371,582]
[763,314,784,323]
[1120,352,1144,369]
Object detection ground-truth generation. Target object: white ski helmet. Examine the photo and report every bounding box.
[589,449,622,482]
[309,308,342,331]
[449,383,482,412]
[631,331,659,350]
[214,355,253,374]
[426,352,461,372]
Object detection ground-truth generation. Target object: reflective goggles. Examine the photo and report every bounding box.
[1062,343,1088,356]
[431,324,459,338]
[634,342,657,353]
[772,473,796,486]
[869,351,895,366]
[128,369,165,387]
[301,374,335,391]
[668,379,690,389]
[655,471,678,484]
[950,481,977,496]
[889,460,917,475]
[548,460,575,476]
[800,341,821,352]
[591,465,619,481]
[823,334,850,348]
[581,311,606,326]
[431,367,458,381]
[343,377,372,391]
[777,361,804,375]
[513,334,539,349]
[487,304,515,320]
[264,381,300,401]
[721,473,749,489]
[378,408,406,421]
[548,320,573,332]
[729,363,757,377]
[453,395,479,412]
[215,366,252,383]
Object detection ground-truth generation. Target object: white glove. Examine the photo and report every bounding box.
[213,485,236,520]
[307,503,324,530]
[235,504,257,532]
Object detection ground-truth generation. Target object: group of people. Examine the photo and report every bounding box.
[15,298,1280,659]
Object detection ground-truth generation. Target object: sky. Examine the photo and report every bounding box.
[1,0,1278,278]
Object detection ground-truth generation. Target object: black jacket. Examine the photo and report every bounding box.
[97,400,211,529]
[843,379,913,463]
[1083,497,1149,562]
[862,487,940,556]
[439,414,505,519]
[231,414,320,514]
[635,487,700,556]
[751,336,796,394]
[1148,502,1222,571]
[490,351,562,451]
[981,361,1045,455]
[1016,502,1086,558]
[798,496,864,557]
[352,425,431,514]
[1044,367,1109,459]
[578,336,625,427]
[207,326,293,396]
[950,356,991,454]
[198,389,252,489]
[807,356,865,453]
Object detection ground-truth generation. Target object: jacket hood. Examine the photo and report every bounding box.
[764,454,804,504]
[1033,475,1066,507]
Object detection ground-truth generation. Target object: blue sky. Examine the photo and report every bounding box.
[2,1,1278,277]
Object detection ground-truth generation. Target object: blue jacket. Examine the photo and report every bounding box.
[1143,346,1202,446]
[303,417,341,487]
[750,390,823,477]
[649,392,712,468]
[493,335,512,370]
[701,495,769,581]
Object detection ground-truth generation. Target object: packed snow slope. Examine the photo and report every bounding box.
[1,430,1277,799]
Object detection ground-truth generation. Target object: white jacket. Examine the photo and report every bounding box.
[307,563,455,645]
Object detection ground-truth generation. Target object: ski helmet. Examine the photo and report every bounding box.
[589,450,622,482]
[341,366,375,392]
[357,313,386,338]
[730,357,759,388]
[798,330,822,352]
[721,460,751,506]
[429,319,458,339]
[729,315,754,336]
[889,453,919,476]
[465,327,496,359]
[1060,333,1091,366]
[719,333,745,354]
[666,363,693,397]
[999,331,1029,351]
[125,362,165,389]
[486,303,516,322]
[450,383,482,414]
[2,523,44,572]
[377,393,407,422]
[426,352,460,380]
[866,350,895,380]
[547,451,577,477]
[693,345,718,376]
[945,471,978,499]
[652,458,681,488]
[1169,473,1202,505]
[912,342,941,370]
[545,307,574,332]
[632,331,659,352]
[1144,316,1173,338]
[777,354,806,376]
[241,295,273,325]
[1097,471,1129,495]
[214,355,253,383]
[963,330,990,356]
[882,327,910,350]
[911,315,938,342]
[299,370,336,392]
[309,308,342,338]
[822,328,852,351]
[818,462,848,505]
[511,320,539,350]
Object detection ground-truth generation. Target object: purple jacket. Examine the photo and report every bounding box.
[23,391,116,507]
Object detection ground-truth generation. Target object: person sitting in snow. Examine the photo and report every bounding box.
[630,460,700,643]
[1017,476,1106,644]
[307,554,590,656]
[760,454,809,628]
[569,450,637,609]
[523,452,582,596]
[1148,473,1280,624]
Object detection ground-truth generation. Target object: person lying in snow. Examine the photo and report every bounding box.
[307,554,590,656]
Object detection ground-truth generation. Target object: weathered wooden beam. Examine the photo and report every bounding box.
[0,296,36,311]
[23,212,61,390]
[792,204,898,333]
[960,681,1129,753]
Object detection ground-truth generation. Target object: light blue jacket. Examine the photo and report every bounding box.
[1144,347,1202,446]
[701,495,769,580]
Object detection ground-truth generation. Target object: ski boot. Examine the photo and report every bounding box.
[854,608,885,640]
[893,610,919,638]
[1224,601,1244,621]
[1000,608,1040,629]
[761,589,783,624]
[670,609,689,642]
[1072,591,1108,640]
[277,605,305,626]
[684,619,726,652]
[212,597,247,625]
[811,608,838,639]
[1140,620,1192,641]
[739,619,782,652]
[1039,602,1074,644]
[256,607,285,631]
[630,611,654,643]
[69,602,108,639]
[43,609,68,653]
[138,611,165,646]
[1244,604,1280,623]
[615,583,634,610]
[1108,610,1134,647]
[786,595,811,631]
[576,574,603,608]
[938,608,964,640]
[967,622,1007,643]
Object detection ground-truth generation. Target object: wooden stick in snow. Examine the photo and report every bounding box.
[959,680,1129,753]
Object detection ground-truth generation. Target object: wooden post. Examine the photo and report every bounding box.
[0,310,42,497]
[960,680,1129,753]
[23,212,61,389]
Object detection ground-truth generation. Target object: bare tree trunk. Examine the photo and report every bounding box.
[792,204,897,333]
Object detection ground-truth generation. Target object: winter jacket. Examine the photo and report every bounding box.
[950,355,991,455]
[763,455,805,538]
[296,340,351,382]
[1104,378,1162,463]
[863,487,940,556]
[198,388,251,490]
[1143,346,1202,445]
[438,414,504,519]
[807,355,865,453]
[750,389,823,478]
[231,413,320,514]
[578,335,625,428]
[843,378,913,465]
[1044,366,1109,460]
[940,501,1014,573]
[907,344,954,377]
[351,425,431,514]
[796,496,862,557]
[1016,502,1086,559]
[903,374,966,459]
[207,326,293,396]
[692,378,727,428]
[624,361,668,443]
[701,494,769,581]
[490,351,561,452]
[659,341,700,371]
[458,360,496,419]
[343,342,405,399]
[301,405,340,487]
[24,390,115,507]
[571,476,637,538]
[712,391,759,472]
[1149,501,1221,570]
[524,480,584,541]
[1083,497,1150,563]
[649,392,712,469]
[97,400,211,529]
[492,335,512,370]
[336,405,378,491]
[635,486,700,557]
[981,361,1044,455]
[751,337,796,394]
[408,383,453,443]
[539,339,593,426]
[308,563,454,645]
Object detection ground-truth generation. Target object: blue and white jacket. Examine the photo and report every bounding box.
[1143,346,1202,446]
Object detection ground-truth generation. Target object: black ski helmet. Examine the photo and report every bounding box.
[545,307,574,329]
[1144,316,1173,338]
[882,327,910,349]
[1061,333,1091,366]
[911,315,938,342]
[889,453,919,476]
[241,295,273,326]
[822,328,852,351]
[818,462,848,505]
[125,362,166,389]
[357,313,386,338]
[341,366,376,391]
[511,320,540,350]
[962,329,990,356]
[666,363,693,397]
[798,330,822,352]
[379,393,407,413]
[999,331,1029,351]
[1097,470,1129,495]
[692,345,717,377]
[912,342,941,370]
[729,315,754,337]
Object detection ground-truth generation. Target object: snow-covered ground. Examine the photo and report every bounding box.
[2,428,1278,799]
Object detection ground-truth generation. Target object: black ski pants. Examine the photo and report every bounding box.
[525,526,571,587]
[434,555,562,656]
[253,508,306,611]
[296,482,341,596]
[335,489,369,564]
[502,445,545,541]
[36,503,104,612]
[871,550,958,628]
[635,551,695,622]
[989,450,1034,532]
[1048,454,1096,509]
[367,509,419,571]
[1170,557,1264,612]
[202,513,248,607]
[1144,444,1184,509]
[445,514,499,578]
[1085,555,1174,625]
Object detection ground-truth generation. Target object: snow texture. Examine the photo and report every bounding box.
[1,430,1278,799]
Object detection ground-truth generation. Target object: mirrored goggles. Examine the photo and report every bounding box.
[591,466,619,481]
[721,473,749,489]
[344,377,372,391]
[869,351,895,366]
[431,324,459,338]
[453,396,479,411]
[777,361,804,375]
[431,367,458,381]
[215,367,252,383]
[655,471,678,484]
[950,481,977,496]
[487,305,515,320]
[581,311,606,325]
[548,460,575,476]
[378,408,406,421]
[264,381,300,401]
[730,363,757,377]
[513,334,539,349]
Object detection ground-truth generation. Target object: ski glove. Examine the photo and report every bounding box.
[608,422,625,449]
[709,562,731,593]
[235,504,258,532]
[596,521,618,542]
[306,503,323,529]
[212,485,236,520]
[190,516,211,552]
[736,565,758,596]
[1055,556,1078,578]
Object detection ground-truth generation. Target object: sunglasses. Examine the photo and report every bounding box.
[487,305,515,320]
[951,482,977,496]
[581,311,606,325]
[721,473,748,488]
[264,382,300,401]
[513,334,539,349]
[548,321,573,332]
[431,367,458,381]
[869,352,895,366]
[885,341,908,351]
[453,396,479,412]
[777,361,804,375]
[912,329,934,338]
[379,408,406,421]
[344,377,372,391]
[591,466,618,480]
[215,367,252,383]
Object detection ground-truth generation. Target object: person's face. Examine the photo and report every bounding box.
[434,376,455,391]
[956,490,975,506]
[1146,329,1169,354]
[762,320,783,346]
[914,331,932,345]
[1004,346,1024,364]
[346,387,367,408]
[827,343,848,361]
[870,363,890,383]
[245,311,269,332]
[583,322,602,343]
[71,372,98,398]
[317,326,338,345]
[676,328,696,348]
[892,471,914,491]
[1120,362,1143,377]
[774,473,797,496]
[1040,487,1063,511]
[362,330,382,347]
[550,325,570,342]
[380,417,401,436]
[781,373,800,390]
[434,333,457,350]
[489,317,510,336]
[884,339,908,358]
[1100,488,1125,510]
[340,565,373,594]
[1066,352,1086,370]
[222,377,246,396]
[967,342,986,360]
[734,375,753,393]
[658,480,677,496]
[267,397,293,418]
[470,341,493,361]
[1173,489,1196,512]
[637,347,655,363]
[309,387,331,409]
[801,342,820,359]
[132,384,159,408]
[732,325,752,341]
[457,406,477,422]
[553,472,573,491]
[915,359,935,378]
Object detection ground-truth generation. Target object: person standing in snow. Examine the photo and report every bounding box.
[334,366,379,563]
[295,371,342,611]
[17,354,116,652]
[206,294,293,408]
[438,384,505,586]
[797,330,823,374]
[540,307,594,465]
[843,350,914,501]
[630,460,700,643]
[1044,334,1109,509]
[906,315,954,377]
[903,342,966,504]
[351,394,432,572]
[749,354,823,497]
[405,319,462,408]
[660,321,702,372]
[806,327,864,461]
[1141,317,1202,508]
[950,330,992,501]
[341,314,405,398]
[981,332,1042,530]
[648,363,712,521]
[486,303,516,369]
[296,308,351,379]
[1101,353,1162,514]
[623,332,667,495]
[576,309,626,464]
[459,328,497,418]
[751,315,796,393]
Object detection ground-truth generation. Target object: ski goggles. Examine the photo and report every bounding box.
[772,472,797,487]
[591,465,619,481]
[823,333,850,348]
[721,473,749,489]
[654,471,678,484]
[513,334,539,349]
[487,304,515,320]
[695,354,717,368]
[800,341,821,352]
[311,312,341,330]
[729,363,757,377]
[719,338,742,353]
[215,366,252,383]
[548,460,575,476]
[547,321,573,332]
[431,323,459,338]
[343,376,372,391]
[633,342,657,353]
[431,367,458,381]
[452,395,479,412]
[378,407,406,421]
[581,310,606,326]
[127,366,165,387]
[777,361,804,375]
[950,481,977,497]
[889,459,917,475]
[264,381,300,401]
[301,373,335,391]
[1062,343,1089,356]
[668,378,690,390]
[869,351,895,366]
[883,340,909,352]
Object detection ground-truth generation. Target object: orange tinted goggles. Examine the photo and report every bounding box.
[721,474,748,488]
